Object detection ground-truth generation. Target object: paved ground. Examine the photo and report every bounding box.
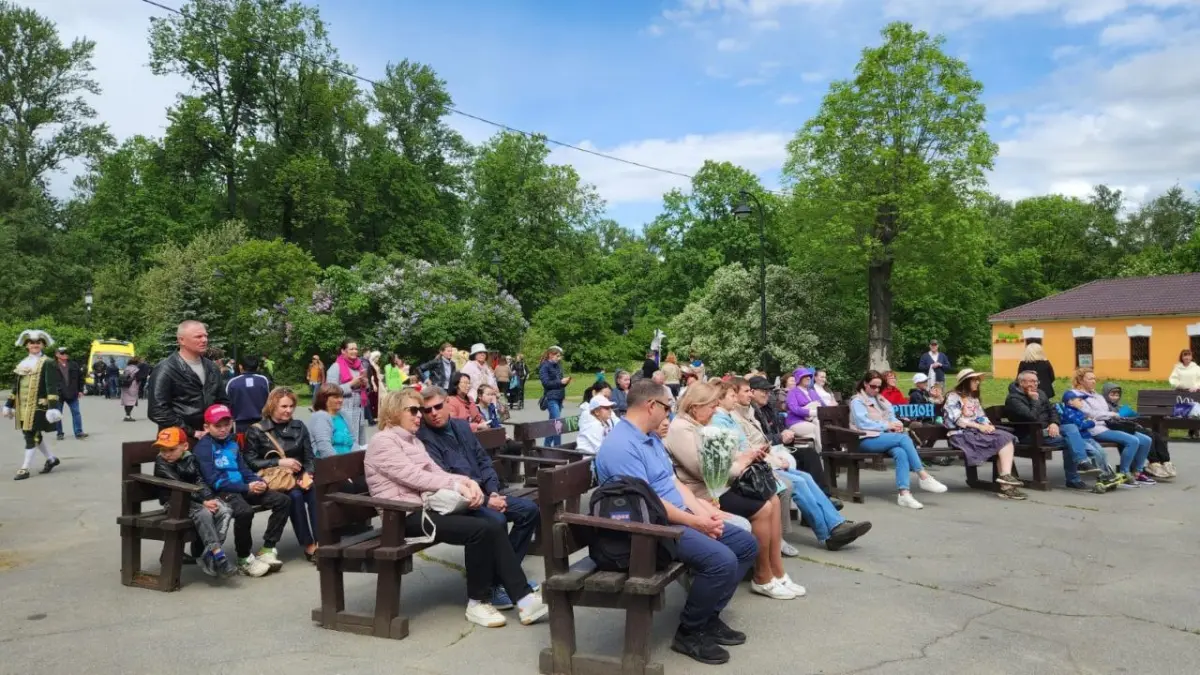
[2,396,1200,675]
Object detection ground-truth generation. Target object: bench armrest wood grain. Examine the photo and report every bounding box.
[128,473,202,493]
[557,512,684,541]
[326,492,422,513]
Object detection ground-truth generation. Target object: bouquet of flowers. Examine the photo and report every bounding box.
[699,426,738,504]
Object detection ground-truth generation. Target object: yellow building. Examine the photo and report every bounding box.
[990,273,1200,381]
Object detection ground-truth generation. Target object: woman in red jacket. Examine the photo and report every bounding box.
[880,371,908,406]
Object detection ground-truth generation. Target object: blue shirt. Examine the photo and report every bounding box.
[596,418,685,509]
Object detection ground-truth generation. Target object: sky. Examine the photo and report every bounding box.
[17,0,1200,228]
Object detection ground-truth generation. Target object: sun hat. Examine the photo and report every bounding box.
[203,404,233,424]
[589,394,615,409]
[469,343,487,358]
[912,373,929,385]
[548,345,564,354]
[153,426,189,449]
[954,368,985,386]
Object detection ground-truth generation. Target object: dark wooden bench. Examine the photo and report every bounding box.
[537,459,686,675]
[117,440,270,592]
[1137,390,1200,439]
[512,417,591,487]
[817,405,960,503]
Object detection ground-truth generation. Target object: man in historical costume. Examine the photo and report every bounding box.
[3,330,64,480]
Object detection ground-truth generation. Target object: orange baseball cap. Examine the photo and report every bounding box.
[153,426,189,449]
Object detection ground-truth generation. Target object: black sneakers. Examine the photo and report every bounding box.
[704,616,746,646]
[672,627,730,665]
[825,520,873,551]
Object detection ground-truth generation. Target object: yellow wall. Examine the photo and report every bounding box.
[991,315,1200,381]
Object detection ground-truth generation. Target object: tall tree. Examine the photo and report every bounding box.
[784,22,997,370]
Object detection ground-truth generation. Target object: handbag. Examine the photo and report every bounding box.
[254,424,298,492]
[733,461,778,501]
[406,487,473,545]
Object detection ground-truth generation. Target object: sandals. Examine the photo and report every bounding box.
[13,469,30,481]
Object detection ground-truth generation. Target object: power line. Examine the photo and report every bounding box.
[137,0,791,198]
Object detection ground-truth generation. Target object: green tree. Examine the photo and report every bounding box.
[784,22,997,370]
[528,281,641,371]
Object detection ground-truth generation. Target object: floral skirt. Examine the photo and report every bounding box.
[949,428,1017,467]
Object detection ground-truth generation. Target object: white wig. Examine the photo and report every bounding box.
[15,329,55,347]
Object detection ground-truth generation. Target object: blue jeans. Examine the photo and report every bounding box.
[1093,429,1151,474]
[473,495,540,564]
[286,487,319,547]
[675,524,758,632]
[54,398,84,437]
[1042,423,1088,483]
[776,468,844,542]
[546,399,563,447]
[856,432,923,490]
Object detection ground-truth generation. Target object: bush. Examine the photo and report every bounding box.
[0,320,95,375]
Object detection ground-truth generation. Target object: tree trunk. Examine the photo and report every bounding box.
[867,258,893,372]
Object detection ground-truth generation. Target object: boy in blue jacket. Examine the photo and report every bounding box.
[193,404,290,577]
[1060,391,1124,492]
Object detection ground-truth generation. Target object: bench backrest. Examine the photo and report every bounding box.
[537,458,594,576]
[120,441,162,515]
[1138,389,1197,416]
[984,405,1007,422]
[512,416,580,442]
[312,451,376,541]
[817,405,850,448]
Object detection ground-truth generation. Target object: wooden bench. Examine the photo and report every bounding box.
[117,440,271,592]
[537,459,686,675]
[817,405,960,503]
[512,417,591,487]
[1137,390,1200,439]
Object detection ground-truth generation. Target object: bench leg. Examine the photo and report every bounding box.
[157,532,185,592]
[373,559,409,639]
[1028,455,1050,492]
[318,556,346,627]
[120,526,141,587]
[540,589,578,675]
[847,461,863,504]
[622,597,654,675]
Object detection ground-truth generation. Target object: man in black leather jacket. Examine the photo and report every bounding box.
[419,342,458,390]
[149,321,228,439]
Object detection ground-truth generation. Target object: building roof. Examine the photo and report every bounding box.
[989,273,1200,323]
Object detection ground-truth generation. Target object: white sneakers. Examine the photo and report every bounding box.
[918,475,948,493]
[751,578,797,600]
[256,549,284,572]
[780,541,801,557]
[897,493,924,509]
[237,554,271,577]
[465,593,550,628]
[777,574,807,597]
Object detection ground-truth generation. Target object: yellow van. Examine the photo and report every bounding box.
[85,339,137,388]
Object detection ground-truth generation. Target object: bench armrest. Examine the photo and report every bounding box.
[557,512,684,541]
[824,425,866,442]
[494,453,569,466]
[327,492,422,513]
[129,473,201,493]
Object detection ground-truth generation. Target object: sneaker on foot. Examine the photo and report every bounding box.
[1145,462,1168,479]
[704,616,746,646]
[750,578,796,600]
[1163,461,1178,477]
[918,475,948,493]
[256,548,283,572]
[1077,461,1100,475]
[1120,472,1140,488]
[1135,472,1157,485]
[491,585,514,610]
[996,473,1023,486]
[672,627,730,665]
[75,433,89,439]
[198,551,218,577]
[238,555,271,577]
[825,520,872,551]
[830,497,844,511]
[780,540,801,557]
[776,574,807,597]
[897,493,924,509]
[1064,479,1090,491]
[997,487,1027,500]
[39,457,60,474]
[518,595,550,625]
[465,602,507,628]
[56,434,65,441]
[215,552,237,578]
[13,469,30,481]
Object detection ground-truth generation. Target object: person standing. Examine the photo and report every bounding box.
[120,358,143,422]
[494,356,511,399]
[384,353,409,392]
[226,356,272,434]
[917,339,951,386]
[106,356,120,399]
[306,355,325,404]
[52,346,88,441]
[327,340,369,450]
[1169,349,1200,439]
[4,330,63,480]
[1016,342,1056,401]
[92,358,107,398]
[461,343,498,403]
[509,354,528,410]
[148,320,228,440]
[419,343,458,390]
[538,346,570,447]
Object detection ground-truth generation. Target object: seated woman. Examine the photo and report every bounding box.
[879,371,907,406]
[611,370,631,417]
[812,369,837,406]
[943,369,1025,500]
[576,394,617,454]
[785,367,825,451]
[477,384,506,430]
[848,371,947,509]
[365,389,548,628]
[1069,368,1154,485]
[665,381,805,601]
[308,383,357,458]
[243,388,320,561]
[447,373,488,432]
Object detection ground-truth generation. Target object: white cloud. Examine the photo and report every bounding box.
[647,24,665,36]
[777,93,802,104]
[717,37,747,51]
[1051,44,1082,60]
[1099,14,1168,45]
[736,76,768,86]
[548,131,790,204]
[751,18,782,30]
[800,71,825,82]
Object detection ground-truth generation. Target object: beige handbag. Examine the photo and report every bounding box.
[254,424,297,492]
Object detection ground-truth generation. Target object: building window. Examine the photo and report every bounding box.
[1024,337,1042,345]
[1075,337,1093,368]
[1191,335,1200,358]
[1130,336,1150,370]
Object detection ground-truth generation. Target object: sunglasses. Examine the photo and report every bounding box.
[866,383,882,390]
[404,406,422,416]
[650,399,672,413]
[419,402,445,414]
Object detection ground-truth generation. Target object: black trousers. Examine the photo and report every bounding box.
[1147,429,1172,463]
[406,509,531,603]
[220,490,290,558]
[791,444,832,496]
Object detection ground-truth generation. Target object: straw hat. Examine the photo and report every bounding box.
[954,368,985,386]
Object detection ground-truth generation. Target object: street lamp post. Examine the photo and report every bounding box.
[732,189,768,375]
[491,252,504,290]
[212,269,238,364]
[84,286,94,331]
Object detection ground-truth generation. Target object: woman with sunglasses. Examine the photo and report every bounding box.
[849,371,947,509]
[364,389,549,628]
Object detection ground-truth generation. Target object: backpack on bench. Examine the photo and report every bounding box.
[587,476,677,572]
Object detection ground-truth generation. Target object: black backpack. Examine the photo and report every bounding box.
[587,476,677,572]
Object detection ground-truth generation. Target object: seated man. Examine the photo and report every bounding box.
[1004,371,1094,490]
[416,386,539,609]
[596,380,757,666]
[746,376,841,508]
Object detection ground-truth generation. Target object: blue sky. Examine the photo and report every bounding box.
[22,0,1200,228]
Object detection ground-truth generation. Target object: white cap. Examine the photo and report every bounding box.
[469,343,487,357]
[548,345,564,354]
[589,394,615,409]
[912,373,929,384]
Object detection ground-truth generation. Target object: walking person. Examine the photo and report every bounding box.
[538,346,570,447]
[509,354,528,410]
[92,359,108,398]
[120,358,143,422]
[327,340,369,450]
[52,346,88,440]
[306,355,325,405]
[494,356,510,400]
[4,330,63,480]
[106,356,120,399]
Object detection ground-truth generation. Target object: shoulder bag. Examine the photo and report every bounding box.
[732,460,778,501]
[254,423,298,492]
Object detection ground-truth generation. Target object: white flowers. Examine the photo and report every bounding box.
[699,427,738,501]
